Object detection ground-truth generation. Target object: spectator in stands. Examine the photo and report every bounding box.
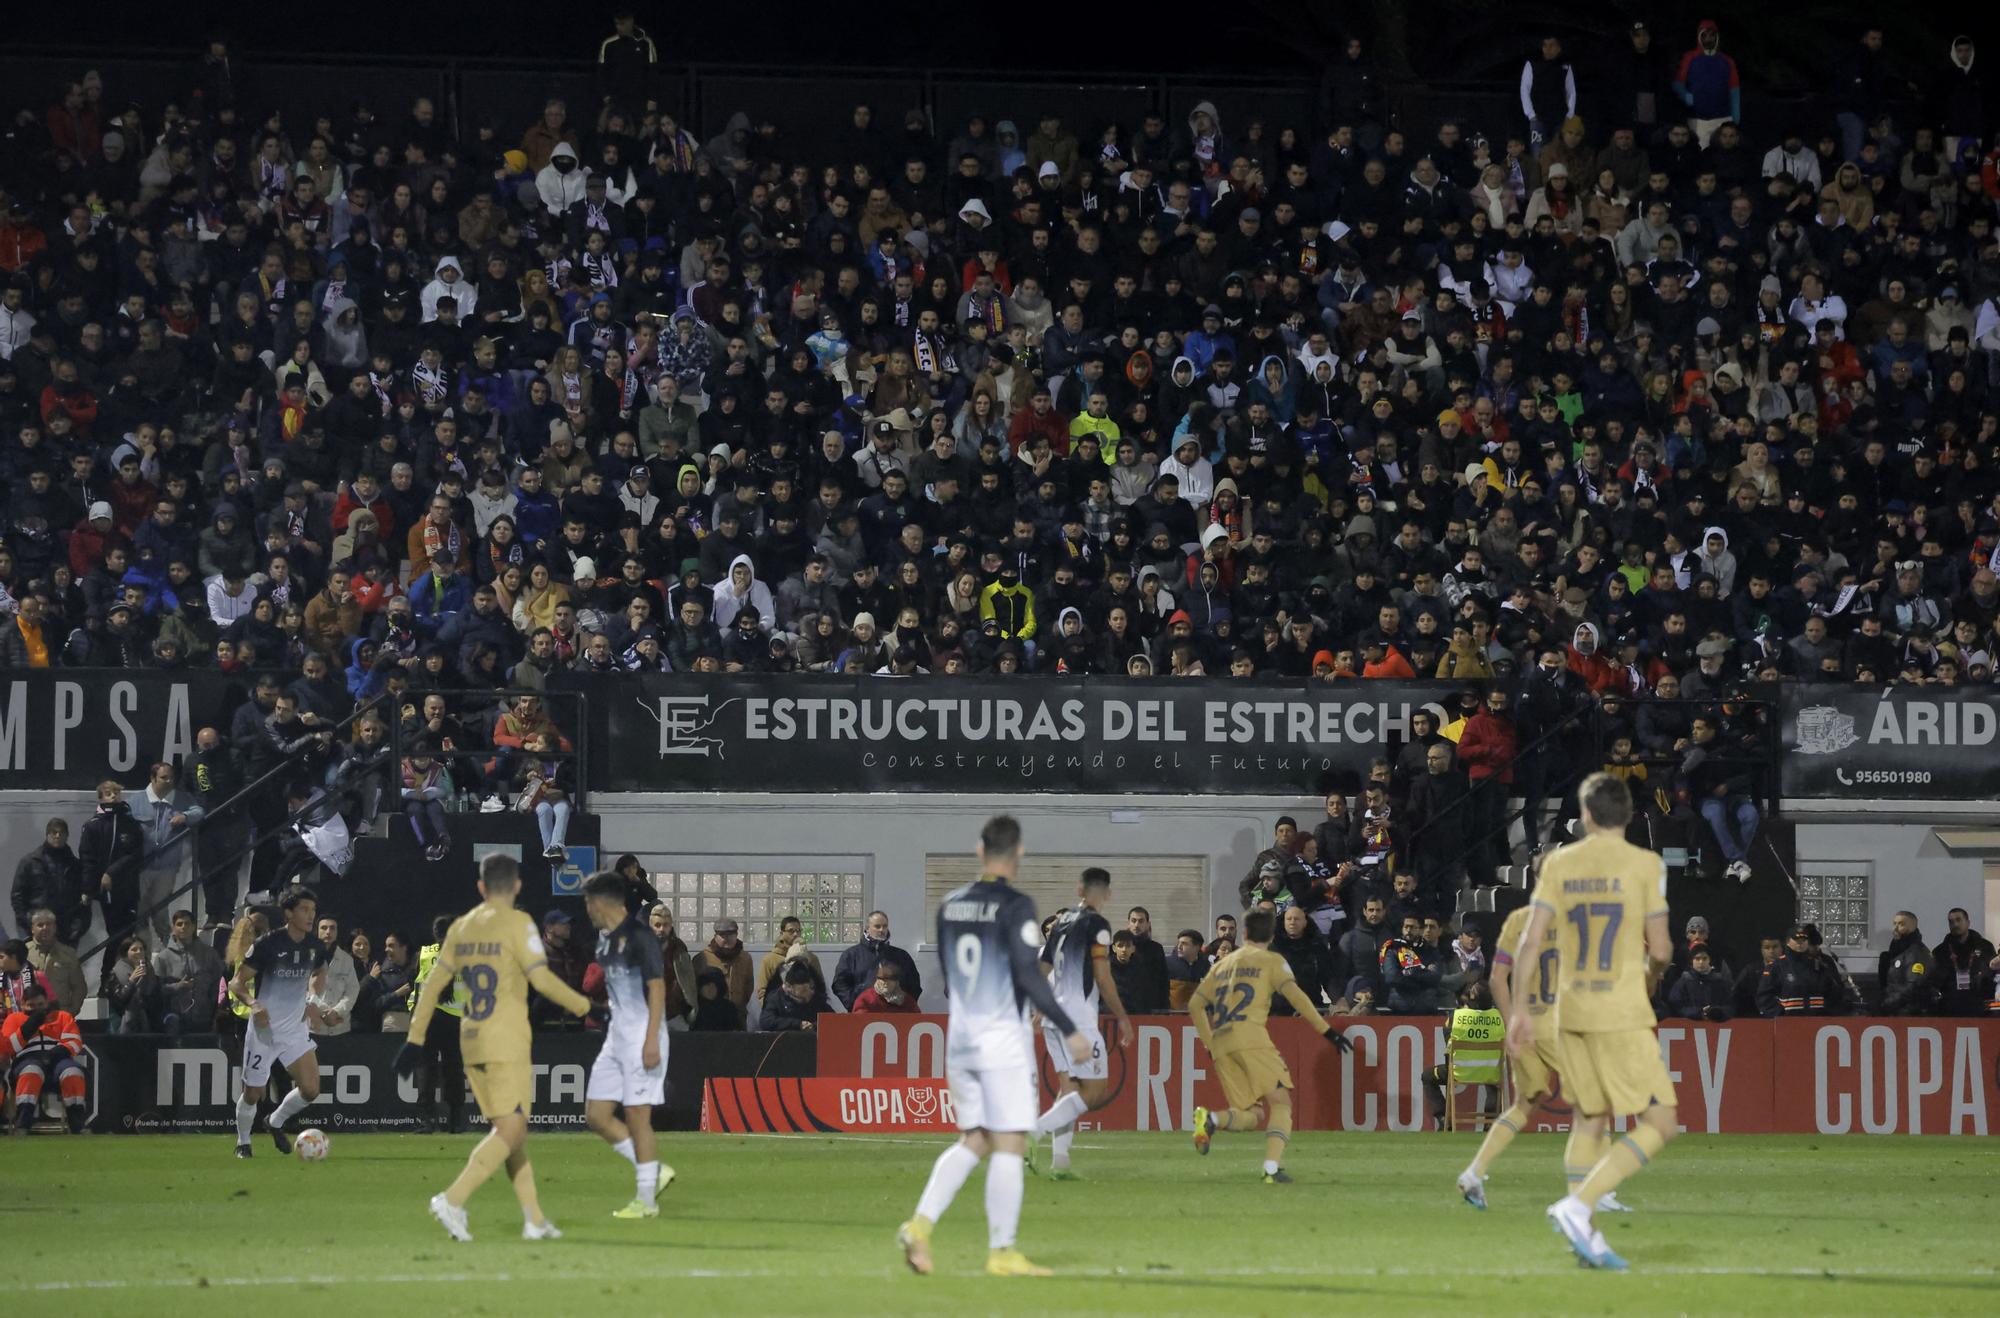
[536,908,590,1022]
[696,918,754,1018]
[762,959,829,1032]
[1337,896,1392,998]
[1679,716,1759,884]
[152,909,221,1033]
[105,935,168,1032]
[851,959,920,1014]
[757,915,824,1005]
[831,910,921,1010]
[24,911,84,1017]
[134,761,203,947]
[78,780,144,970]
[1117,906,1170,1013]
[11,820,81,945]
[1933,908,1996,1017]
[1734,935,1782,1018]
[308,914,360,1036]
[644,904,697,1026]
[1666,945,1735,1021]
[1165,929,1208,1010]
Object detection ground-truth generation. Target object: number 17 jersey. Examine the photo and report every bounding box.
[1532,832,1668,1033]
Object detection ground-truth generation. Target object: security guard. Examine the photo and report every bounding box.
[1876,910,1935,1015]
[415,915,467,1132]
[1756,923,1849,1016]
[1425,981,1502,1124]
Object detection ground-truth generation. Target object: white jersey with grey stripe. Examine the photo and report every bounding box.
[244,929,330,1031]
[936,878,1076,1069]
[595,916,667,1048]
[1040,906,1111,1022]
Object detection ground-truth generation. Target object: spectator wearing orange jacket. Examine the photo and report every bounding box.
[1,976,87,1133]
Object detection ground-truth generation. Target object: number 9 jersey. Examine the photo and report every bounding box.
[440,903,550,1066]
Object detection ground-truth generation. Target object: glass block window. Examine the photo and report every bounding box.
[643,857,870,947]
[1797,863,1872,950]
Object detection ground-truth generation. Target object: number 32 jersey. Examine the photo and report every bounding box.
[1532,832,1668,1033]
[1192,946,1307,1057]
[936,878,1076,1069]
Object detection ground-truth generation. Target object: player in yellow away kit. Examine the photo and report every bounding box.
[1457,892,1634,1216]
[398,854,591,1243]
[1188,908,1351,1183]
[1505,773,1677,1272]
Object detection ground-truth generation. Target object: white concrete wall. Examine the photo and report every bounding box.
[1794,822,1986,969]
[593,791,1316,1010]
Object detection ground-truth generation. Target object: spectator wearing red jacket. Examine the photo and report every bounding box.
[1006,386,1068,456]
[332,471,396,543]
[1455,688,1518,883]
[850,959,921,1013]
[1566,621,1622,693]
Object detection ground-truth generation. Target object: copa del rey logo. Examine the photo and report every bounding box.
[1794,705,1860,755]
[838,1083,955,1127]
[1795,698,1997,754]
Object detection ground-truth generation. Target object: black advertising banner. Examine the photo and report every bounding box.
[0,671,246,788]
[86,1030,814,1133]
[1780,685,2000,799]
[559,674,1460,795]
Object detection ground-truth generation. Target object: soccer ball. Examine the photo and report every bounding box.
[294,1127,331,1162]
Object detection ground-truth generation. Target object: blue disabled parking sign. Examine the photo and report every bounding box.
[551,845,596,895]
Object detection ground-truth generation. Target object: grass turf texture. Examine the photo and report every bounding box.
[4,1131,1992,1316]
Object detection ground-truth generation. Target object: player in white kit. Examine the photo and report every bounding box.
[1030,867,1133,1178]
[581,872,676,1219]
[228,885,330,1157]
[897,816,1091,1279]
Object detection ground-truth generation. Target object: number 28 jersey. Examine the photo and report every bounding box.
[936,878,1076,1069]
[1532,832,1668,1033]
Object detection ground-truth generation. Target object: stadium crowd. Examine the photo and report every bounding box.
[6,17,2000,1062]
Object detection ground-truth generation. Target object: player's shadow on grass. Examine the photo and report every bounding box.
[581,1239,770,1252]
[1115,1274,1391,1300]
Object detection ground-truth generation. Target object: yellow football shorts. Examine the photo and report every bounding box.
[1213,1046,1293,1111]
[1509,1031,1565,1102]
[465,1060,534,1119]
[1557,1027,1675,1117]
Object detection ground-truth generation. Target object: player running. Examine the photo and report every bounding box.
[1028,867,1133,1179]
[1506,772,1678,1271]
[1458,889,1631,1214]
[1188,908,1352,1183]
[581,871,676,1219]
[898,816,1091,1279]
[401,854,591,1243]
[227,886,329,1158]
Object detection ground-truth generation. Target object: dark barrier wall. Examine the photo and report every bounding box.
[84,1030,815,1134]
[558,673,1462,796]
[1779,685,2000,799]
[0,671,247,788]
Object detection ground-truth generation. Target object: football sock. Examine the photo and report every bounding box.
[1034,1090,1088,1136]
[509,1158,544,1224]
[914,1142,980,1224]
[637,1161,660,1199]
[270,1087,312,1129]
[1264,1107,1291,1170]
[985,1151,1025,1250]
[612,1136,637,1165]
[1578,1124,1668,1204]
[1262,1159,1281,1175]
[1050,1126,1075,1166]
[1217,1105,1263,1132]
[1468,1103,1531,1177]
[234,1098,256,1145]
[1564,1124,1606,1189]
[446,1132,511,1207]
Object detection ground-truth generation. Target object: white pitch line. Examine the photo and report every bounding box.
[12,1263,1991,1293]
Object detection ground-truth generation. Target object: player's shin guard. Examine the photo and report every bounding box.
[1216,1105,1263,1132]
[1050,1126,1074,1165]
[1469,1102,1532,1177]
[1564,1124,1606,1189]
[1577,1123,1667,1204]
[508,1159,544,1225]
[1034,1089,1088,1135]
[914,1142,981,1224]
[985,1151,1025,1250]
[234,1097,256,1145]
[446,1132,512,1207]
[611,1136,637,1165]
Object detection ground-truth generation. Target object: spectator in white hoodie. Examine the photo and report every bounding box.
[309,914,362,1036]
[535,142,589,215]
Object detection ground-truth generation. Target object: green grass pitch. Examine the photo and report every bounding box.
[4,1131,1992,1315]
